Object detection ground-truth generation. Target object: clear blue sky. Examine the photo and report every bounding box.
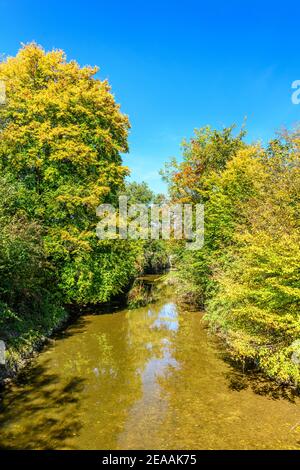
[1,0,299,192]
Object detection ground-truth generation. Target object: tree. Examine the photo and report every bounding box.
[161,125,246,203]
[0,175,66,358]
[0,43,138,303]
[206,130,300,384]
[166,123,300,385]
[120,181,170,273]
[164,125,247,305]
[122,181,154,205]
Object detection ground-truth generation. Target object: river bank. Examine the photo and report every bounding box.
[0,306,68,384]
[0,274,165,385]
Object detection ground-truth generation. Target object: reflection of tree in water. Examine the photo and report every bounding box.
[1,282,299,450]
[155,310,300,450]
[76,295,179,449]
[116,298,179,449]
[0,290,180,450]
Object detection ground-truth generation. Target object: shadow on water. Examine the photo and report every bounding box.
[53,316,92,341]
[219,351,299,403]
[0,357,85,449]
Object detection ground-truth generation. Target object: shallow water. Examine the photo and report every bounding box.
[0,279,300,449]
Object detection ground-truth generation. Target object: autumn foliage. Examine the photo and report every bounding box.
[165,126,300,385]
[0,43,141,307]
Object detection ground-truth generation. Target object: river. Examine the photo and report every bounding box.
[0,276,300,449]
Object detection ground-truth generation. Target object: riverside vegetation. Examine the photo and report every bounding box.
[0,43,299,389]
[162,125,300,386]
[0,43,162,377]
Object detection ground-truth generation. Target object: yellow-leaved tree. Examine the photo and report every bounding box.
[0,43,141,303]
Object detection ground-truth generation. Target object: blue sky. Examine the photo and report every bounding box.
[1,0,299,192]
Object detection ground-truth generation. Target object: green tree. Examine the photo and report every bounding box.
[0,43,139,304]
[166,124,300,385]
[164,126,247,305]
[0,176,65,358]
[121,181,170,274]
[206,130,300,384]
[122,181,155,205]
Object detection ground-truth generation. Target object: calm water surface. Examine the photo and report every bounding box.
[1,278,300,449]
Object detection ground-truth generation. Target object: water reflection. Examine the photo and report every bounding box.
[0,280,300,449]
[153,302,179,331]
